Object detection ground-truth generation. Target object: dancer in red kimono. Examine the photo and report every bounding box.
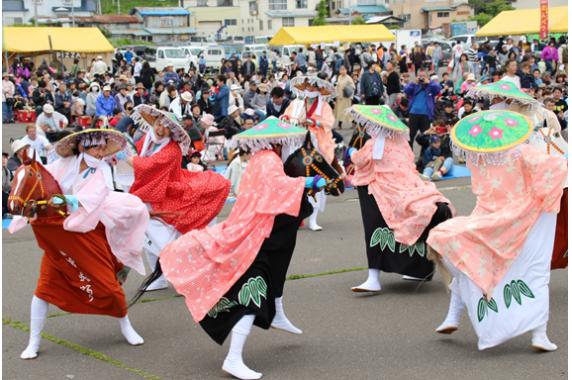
[122,105,230,290]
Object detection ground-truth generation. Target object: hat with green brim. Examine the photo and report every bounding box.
[468,80,539,106]
[451,110,532,165]
[231,116,307,152]
[132,104,191,155]
[55,129,127,158]
[349,104,409,139]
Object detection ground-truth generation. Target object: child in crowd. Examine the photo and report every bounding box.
[421,135,453,181]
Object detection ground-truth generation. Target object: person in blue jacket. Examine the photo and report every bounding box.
[95,85,117,118]
[213,75,230,121]
[403,69,441,145]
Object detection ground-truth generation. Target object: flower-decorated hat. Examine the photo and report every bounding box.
[132,104,192,155]
[349,104,409,139]
[468,80,539,106]
[451,110,533,165]
[290,72,335,100]
[231,116,307,152]
[55,129,127,158]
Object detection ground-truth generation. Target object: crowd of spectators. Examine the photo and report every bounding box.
[2,35,568,216]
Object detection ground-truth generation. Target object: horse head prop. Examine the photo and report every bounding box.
[8,150,67,219]
[284,131,345,196]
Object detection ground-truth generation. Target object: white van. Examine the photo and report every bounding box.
[202,45,226,69]
[280,45,304,58]
[448,34,477,49]
[181,46,202,68]
[144,47,192,71]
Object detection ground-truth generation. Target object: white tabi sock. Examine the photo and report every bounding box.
[223,314,262,380]
[119,315,144,346]
[436,289,463,334]
[21,296,49,359]
[531,323,558,352]
[352,269,382,292]
[271,297,303,335]
[308,203,322,231]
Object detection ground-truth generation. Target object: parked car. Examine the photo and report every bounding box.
[202,45,226,69]
[143,47,192,71]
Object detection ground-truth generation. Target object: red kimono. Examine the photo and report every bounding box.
[130,139,230,234]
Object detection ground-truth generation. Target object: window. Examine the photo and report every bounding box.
[260,20,264,30]
[269,0,287,11]
[249,1,258,14]
[224,19,237,26]
[164,49,186,58]
[160,17,174,27]
[158,50,165,59]
[268,20,272,29]
[437,12,450,18]
[357,0,376,5]
[296,0,307,8]
[282,17,295,27]
[197,0,208,6]
[217,0,233,6]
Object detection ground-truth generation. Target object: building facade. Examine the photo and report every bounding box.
[389,0,473,31]
[183,0,242,39]
[2,0,96,25]
[129,7,195,44]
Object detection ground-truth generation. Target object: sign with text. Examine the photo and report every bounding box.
[539,0,549,40]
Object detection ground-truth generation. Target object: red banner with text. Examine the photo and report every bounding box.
[540,0,549,40]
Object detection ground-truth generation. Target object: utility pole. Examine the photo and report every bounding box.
[34,0,38,26]
[117,0,121,15]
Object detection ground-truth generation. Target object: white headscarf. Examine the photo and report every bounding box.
[140,126,171,157]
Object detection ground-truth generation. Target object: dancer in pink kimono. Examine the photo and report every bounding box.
[427,110,567,352]
[283,72,339,231]
[160,119,326,380]
[11,129,149,360]
[347,105,454,292]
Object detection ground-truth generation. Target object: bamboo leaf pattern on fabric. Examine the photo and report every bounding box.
[398,241,426,258]
[370,227,396,252]
[477,296,498,322]
[238,276,268,308]
[503,279,535,309]
[370,228,383,248]
[477,298,487,322]
[503,284,512,308]
[517,280,535,299]
[207,297,238,319]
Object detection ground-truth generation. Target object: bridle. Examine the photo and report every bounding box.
[300,147,343,196]
[538,127,566,156]
[8,164,66,217]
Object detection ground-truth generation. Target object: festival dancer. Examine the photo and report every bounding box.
[160,117,325,380]
[469,80,568,269]
[427,110,567,351]
[347,105,454,292]
[10,129,149,359]
[283,72,339,231]
[124,104,230,291]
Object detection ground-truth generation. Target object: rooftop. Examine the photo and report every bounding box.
[130,7,191,17]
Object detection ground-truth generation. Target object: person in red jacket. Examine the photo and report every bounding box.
[122,104,230,290]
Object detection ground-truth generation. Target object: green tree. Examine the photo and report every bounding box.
[469,0,513,26]
[351,15,365,25]
[312,0,329,26]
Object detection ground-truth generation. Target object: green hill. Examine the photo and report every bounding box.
[101,0,180,15]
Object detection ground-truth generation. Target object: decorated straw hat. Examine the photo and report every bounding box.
[55,129,127,158]
[290,73,335,100]
[131,104,191,155]
[231,116,307,152]
[349,104,409,139]
[468,80,539,106]
[451,109,532,165]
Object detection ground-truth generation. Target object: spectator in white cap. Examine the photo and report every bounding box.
[229,84,245,113]
[35,103,69,142]
[169,91,194,121]
[91,55,108,76]
[219,104,243,139]
[20,125,52,165]
[96,85,117,118]
[7,139,30,172]
[85,82,100,117]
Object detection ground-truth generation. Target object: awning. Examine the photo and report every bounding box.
[476,6,568,37]
[269,25,395,46]
[3,27,114,53]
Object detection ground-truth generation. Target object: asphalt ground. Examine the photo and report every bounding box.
[1,123,567,380]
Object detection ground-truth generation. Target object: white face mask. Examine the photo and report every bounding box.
[81,152,102,168]
[304,90,320,98]
[91,87,99,92]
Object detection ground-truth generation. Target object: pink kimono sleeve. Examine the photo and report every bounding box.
[63,171,109,233]
[522,145,567,213]
[350,139,374,168]
[253,153,306,217]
